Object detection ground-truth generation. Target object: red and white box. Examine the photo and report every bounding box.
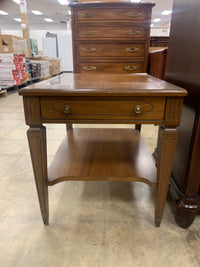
[0,79,21,86]
[0,70,21,80]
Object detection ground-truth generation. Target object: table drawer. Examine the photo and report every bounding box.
[76,8,146,22]
[77,42,145,58]
[77,62,144,73]
[41,98,165,121]
[76,25,146,40]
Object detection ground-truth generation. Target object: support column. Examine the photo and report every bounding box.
[20,0,31,57]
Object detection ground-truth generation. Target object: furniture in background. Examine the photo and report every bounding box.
[70,1,154,73]
[148,47,168,80]
[19,73,187,226]
[150,36,169,47]
[165,0,200,228]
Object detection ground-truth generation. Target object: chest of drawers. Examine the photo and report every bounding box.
[70,2,155,74]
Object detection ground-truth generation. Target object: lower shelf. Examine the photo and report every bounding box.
[48,128,157,186]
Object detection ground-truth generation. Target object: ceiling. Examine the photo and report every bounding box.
[0,0,173,29]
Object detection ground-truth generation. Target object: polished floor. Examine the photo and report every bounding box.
[0,92,200,267]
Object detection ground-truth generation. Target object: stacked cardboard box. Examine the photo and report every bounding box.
[1,35,28,56]
[49,58,60,76]
[0,54,27,86]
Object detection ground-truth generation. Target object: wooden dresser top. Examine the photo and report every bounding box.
[19,73,187,97]
[69,1,155,8]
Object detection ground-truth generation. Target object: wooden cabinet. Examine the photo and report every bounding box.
[148,48,168,80]
[70,2,155,74]
[165,0,200,228]
[150,36,169,47]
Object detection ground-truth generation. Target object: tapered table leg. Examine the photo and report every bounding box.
[27,126,49,225]
[155,127,178,227]
[66,124,73,131]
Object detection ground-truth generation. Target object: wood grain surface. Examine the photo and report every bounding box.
[48,128,157,186]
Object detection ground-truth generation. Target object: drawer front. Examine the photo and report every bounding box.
[41,98,165,121]
[77,42,145,58]
[76,26,146,40]
[76,8,146,22]
[77,62,144,73]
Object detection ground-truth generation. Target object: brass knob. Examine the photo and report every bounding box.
[124,65,138,71]
[83,66,96,71]
[82,13,96,18]
[125,47,140,53]
[127,12,142,18]
[126,30,141,35]
[134,105,142,114]
[83,47,96,53]
[63,105,71,114]
[81,30,95,36]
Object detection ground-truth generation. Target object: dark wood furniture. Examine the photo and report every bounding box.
[165,0,200,228]
[70,1,154,74]
[148,48,168,80]
[19,73,187,226]
[150,37,169,47]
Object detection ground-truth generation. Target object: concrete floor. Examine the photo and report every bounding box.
[0,92,200,267]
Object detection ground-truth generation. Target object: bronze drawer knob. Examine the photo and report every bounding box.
[124,65,138,71]
[83,66,96,71]
[127,30,141,35]
[83,47,96,53]
[82,13,96,18]
[127,12,142,18]
[63,105,71,114]
[81,30,95,36]
[125,47,140,53]
[134,105,143,114]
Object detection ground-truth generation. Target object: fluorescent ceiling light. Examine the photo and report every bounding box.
[0,10,8,15]
[14,18,22,22]
[13,0,20,4]
[68,11,71,15]
[153,18,161,22]
[161,10,172,15]
[58,0,69,5]
[32,10,43,15]
[44,18,53,22]
[131,0,141,2]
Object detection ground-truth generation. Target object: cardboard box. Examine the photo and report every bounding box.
[1,35,28,56]
[49,59,60,76]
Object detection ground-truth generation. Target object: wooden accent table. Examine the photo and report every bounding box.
[19,73,187,226]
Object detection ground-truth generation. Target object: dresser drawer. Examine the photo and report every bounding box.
[76,25,146,40]
[76,8,146,22]
[77,42,145,58]
[77,62,144,73]
[41,98,165,121]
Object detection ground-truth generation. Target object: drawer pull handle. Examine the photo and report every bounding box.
[127,12,142,18]
[63,105,71,114]
[81,30,95,36]
[124,65,139,71]
[83,66,96,71]
[125,47,140,53]
[83,47,96,53]
[134,105,143,114]
[127,30,141,35]
[82,13,96,18]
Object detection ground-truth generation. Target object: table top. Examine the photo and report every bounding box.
[19,73,187,97]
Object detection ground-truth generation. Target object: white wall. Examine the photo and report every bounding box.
[1,28,69,51]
